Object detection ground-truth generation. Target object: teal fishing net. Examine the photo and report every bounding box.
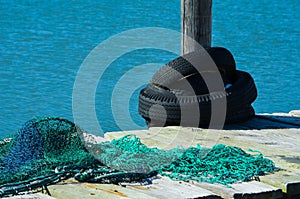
[90,134,276,185]
[0,118,96,185]
[90,134,184,173]
[0,118,277,197]
[161,144,276,184]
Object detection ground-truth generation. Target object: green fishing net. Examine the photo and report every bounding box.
[0,118,277,197]
[161,144,276,184]
[89,134,276,185]
[0,118,96,184]
[89,134,185,173]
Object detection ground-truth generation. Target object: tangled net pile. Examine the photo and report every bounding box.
[0,118,277,197]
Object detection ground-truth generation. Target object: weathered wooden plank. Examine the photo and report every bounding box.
[47,176,221,199]
[220,128,300,196]
[232,181,283,199]
[105,115,300,196]
[48,181,158,199]
[3,193,55,199]
[124,176,221,199]
[181,0,212,54]
[290,110,300,117]
[190,181,283,199]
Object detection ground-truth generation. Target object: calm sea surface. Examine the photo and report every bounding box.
[0,0,299,137]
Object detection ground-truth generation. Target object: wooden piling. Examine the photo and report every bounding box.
[181,0,212,54]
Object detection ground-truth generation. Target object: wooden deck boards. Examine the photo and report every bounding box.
[104,112,300,198]
[5,111,300,199]
[190,181,283,199]
[48,182,158,199]
[123,176,221,199]
[2,193,56,199]
[47,176,220,199]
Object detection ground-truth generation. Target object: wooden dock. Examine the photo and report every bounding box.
[7,110,298,199]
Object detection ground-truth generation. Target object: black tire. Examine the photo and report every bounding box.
[151,47,237,87]
[140,71,256,114]
[206,47,238,82]
[226,71,257,111]
[225,105,255,124]
[145,105,255,127]
[138,71,257,127]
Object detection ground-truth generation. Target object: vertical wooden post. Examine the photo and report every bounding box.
[181,0,212,54]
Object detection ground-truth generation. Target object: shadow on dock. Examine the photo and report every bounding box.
[224,114,300,130]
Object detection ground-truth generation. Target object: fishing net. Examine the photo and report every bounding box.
[0,118,277,197]
[88,134,185,173]
[86,134,276,185]
[161,144,276,184]
[0,118,96,185]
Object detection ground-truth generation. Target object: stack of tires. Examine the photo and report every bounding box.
[138,47,257,128]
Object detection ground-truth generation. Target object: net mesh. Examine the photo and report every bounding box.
[90,134,184,173]
[0,118,96,186]
[0,118,277,196]
[161,144,276,184]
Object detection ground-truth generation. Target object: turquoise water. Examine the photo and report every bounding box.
[0,0,299,136]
